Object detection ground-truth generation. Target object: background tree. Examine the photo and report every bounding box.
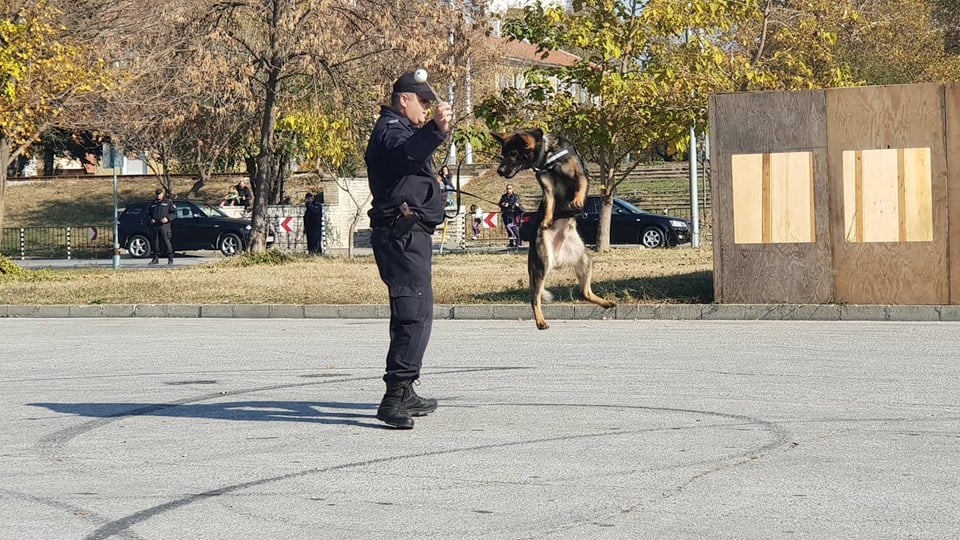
[205,0,490,253]
[837,0,960,84]
[482,0,864,251]
[95,1,241,197]
[0,0,109,244]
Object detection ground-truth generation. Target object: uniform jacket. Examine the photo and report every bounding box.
[364,106,447,231]
[303,200,323,231]
[148,198,176,228]
[498,192,522,219]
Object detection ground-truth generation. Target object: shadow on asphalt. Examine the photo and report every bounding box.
[30,400,387,429]
[473,269,713,304]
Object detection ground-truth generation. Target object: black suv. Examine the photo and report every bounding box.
[519,196,691,248]
[118,199,268,258]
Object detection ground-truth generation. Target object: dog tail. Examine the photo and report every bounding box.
[541,289,554,303]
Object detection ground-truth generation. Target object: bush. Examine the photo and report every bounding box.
[214,249,299,268]
[0,254,51,281]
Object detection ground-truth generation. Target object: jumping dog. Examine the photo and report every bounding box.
[492,128,616,330]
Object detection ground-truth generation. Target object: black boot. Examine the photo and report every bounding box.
[403,380,437,417]
[168,257,174,265]
[148,258,159,265]
[376,380,414,429]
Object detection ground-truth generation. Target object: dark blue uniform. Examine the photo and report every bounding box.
[365,105,447,382]
[303,197,323,254]
[147,196,176,263]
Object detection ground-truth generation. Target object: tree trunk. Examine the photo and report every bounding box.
[0,137,9,247]
[250,61,282,253]
[596,169,616,252]
[43,147,55,176]
[188,171,209,197]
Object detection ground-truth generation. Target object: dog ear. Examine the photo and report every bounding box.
[530,127,544,139]
[491,132,506,145]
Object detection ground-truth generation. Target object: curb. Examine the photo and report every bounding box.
[1,304,959,321]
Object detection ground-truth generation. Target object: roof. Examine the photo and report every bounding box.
[490,36,579,67]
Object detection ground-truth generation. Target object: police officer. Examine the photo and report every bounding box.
[365,71,453,429]
[148,188,176,265]
[303,193,324,254]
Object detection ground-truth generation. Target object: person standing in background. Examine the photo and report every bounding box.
[148,188,176,265]
[498,183,523,247]
[303,192,324,254]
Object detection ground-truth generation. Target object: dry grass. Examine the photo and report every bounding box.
[3,174,323,227]
[2,165,714,305]
[0,247,713,305]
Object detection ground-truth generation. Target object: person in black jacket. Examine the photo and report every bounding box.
[498,184,523,247]
[148,188,176,265]
[364,70,452,429]
[235,181,253,209]
[303,192,323,254]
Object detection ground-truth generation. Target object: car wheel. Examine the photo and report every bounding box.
[640,226,666,248]
[127,234,152,258]
[219,233,243,256]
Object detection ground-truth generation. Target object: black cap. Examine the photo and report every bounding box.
[305,192,313,199]
[155,188,164,195]
[392,72,436,102]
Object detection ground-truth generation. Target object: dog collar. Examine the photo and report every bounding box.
[543,149,569,167]
[533,136,570,172]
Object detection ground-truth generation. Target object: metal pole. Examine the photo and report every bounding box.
[686,24,701,248]
[112,143,120,269]
[66,227,71,260]
[689,126,700,248]
[446,30,457,167]
[464,57,473,165]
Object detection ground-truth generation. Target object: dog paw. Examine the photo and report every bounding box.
[572,195,585,209]
[536,320,550,330]
[539,219,553,230]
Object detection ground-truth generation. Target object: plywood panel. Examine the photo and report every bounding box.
[711,89,832,304]
[769,152,815,243]
[948,84,960,304]
[731,154,763,244]
[902,148,933,242]
[827,84,948,304]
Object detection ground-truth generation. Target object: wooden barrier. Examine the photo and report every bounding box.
[710,83,958,305]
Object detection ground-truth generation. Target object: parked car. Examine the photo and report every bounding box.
[118,199,272,258]
[518,195,691,248]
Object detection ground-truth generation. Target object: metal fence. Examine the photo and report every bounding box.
[1,221,319,259]
[1,226,116,259]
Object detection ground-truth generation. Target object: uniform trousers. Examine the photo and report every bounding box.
[152,225,173,260]
[371,227,434,381]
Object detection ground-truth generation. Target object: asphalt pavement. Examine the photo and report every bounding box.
[0,318,957,539]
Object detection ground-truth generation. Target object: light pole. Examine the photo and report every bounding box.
[685,23,701,248]
[110,142,120,269]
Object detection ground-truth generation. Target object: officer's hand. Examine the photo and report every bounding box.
[433,102,453,133]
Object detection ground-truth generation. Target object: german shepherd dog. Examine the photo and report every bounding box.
[492,128,616,330]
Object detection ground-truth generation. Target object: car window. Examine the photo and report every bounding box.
[121,206,144,217]
[176,205,196,219]
[192,201,228,218]
[616,199,646,214]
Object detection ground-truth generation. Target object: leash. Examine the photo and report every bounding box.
[442,157,504,219]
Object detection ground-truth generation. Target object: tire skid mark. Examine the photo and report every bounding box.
[32,370,787,540]
[83,403,787,540]
[0,489,144,540]
[527,404,791,537]
[35,366,526,457]
[25,367,525,538]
